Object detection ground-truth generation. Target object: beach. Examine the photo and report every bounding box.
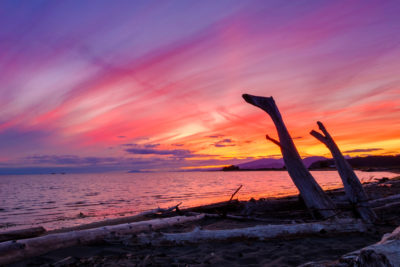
[4,174,400,266]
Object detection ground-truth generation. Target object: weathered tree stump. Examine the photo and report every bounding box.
[310,121,377,223]
[242,94,337,219]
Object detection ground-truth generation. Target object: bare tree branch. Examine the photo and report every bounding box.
[317,121,331,139]
[266,134,282,148]
[310,130,328,145]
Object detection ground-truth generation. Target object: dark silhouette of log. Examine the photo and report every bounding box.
[0,227,46,242]
[310,121,377,223]
[242,94,337,219]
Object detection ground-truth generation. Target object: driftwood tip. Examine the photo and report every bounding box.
[242,94,254,104]
[242,93,274,108]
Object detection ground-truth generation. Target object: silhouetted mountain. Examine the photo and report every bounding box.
[235,156,329,170]
[309,155,400,170]
[237,158,284,169]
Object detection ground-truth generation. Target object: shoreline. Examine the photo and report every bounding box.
[4,169,398,234]
[3,175,400,266]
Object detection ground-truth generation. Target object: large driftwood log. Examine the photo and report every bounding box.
[0,227,46,242]
[50,203,182,233]
[0,214,204,265]
[369,193,400,207]
[310,121,377,223]
[339,225,400,266]
[242,94,336,219]
[137,219,367,244]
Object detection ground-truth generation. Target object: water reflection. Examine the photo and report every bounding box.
[0,171,396,231]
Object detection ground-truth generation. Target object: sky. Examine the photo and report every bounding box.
[0,0,399,173]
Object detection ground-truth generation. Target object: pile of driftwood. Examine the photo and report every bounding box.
[1,94,399,265]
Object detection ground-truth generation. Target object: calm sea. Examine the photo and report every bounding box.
[0,171,397,231]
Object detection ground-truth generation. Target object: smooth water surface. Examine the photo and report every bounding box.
[0,171,396,231]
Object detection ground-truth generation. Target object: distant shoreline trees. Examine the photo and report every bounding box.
[222,165,240,171]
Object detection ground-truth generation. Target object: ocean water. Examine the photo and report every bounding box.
[0,170,397,231]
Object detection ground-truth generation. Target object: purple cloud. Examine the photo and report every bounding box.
[24,155,120,165]
[208,134,225,138]
[171,143,184,147]
[214,138,235,147]
[125,148,192,157]
[122,143,160,148]
[343,148,383,153]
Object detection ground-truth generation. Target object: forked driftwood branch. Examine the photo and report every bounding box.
[266,134,282,148]
[310,121,377,223]
[242,94,336,219]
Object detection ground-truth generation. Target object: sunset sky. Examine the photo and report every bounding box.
[1,0,399,173]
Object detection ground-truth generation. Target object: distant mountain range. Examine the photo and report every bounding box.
[127,155,400,173]
[222,155,400,171]
[234,156,329,170]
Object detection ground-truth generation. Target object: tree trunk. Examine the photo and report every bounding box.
[310,121,377,223]
[137,219,366,244]
[0,215,204,265]
[242,94,337,219]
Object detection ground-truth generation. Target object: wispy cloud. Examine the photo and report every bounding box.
[122,143,160,148]
[214,138,236,147]
[171,143,184,147]
[125,148,192,157]
[208,134,225,138]
[344,148,383,153]
[24,155,120,166]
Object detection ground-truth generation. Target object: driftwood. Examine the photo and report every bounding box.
[185,211,298,224]
[137,219,367,244]
[49,203,182,233]
[0,227,46,242]
[369,193,400,207]
[310,121,377,223]
[137,203,182,216]
[229,185,243,201]
[339,225,400,266]
[0,214,204,265]
[242,94,336,219]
